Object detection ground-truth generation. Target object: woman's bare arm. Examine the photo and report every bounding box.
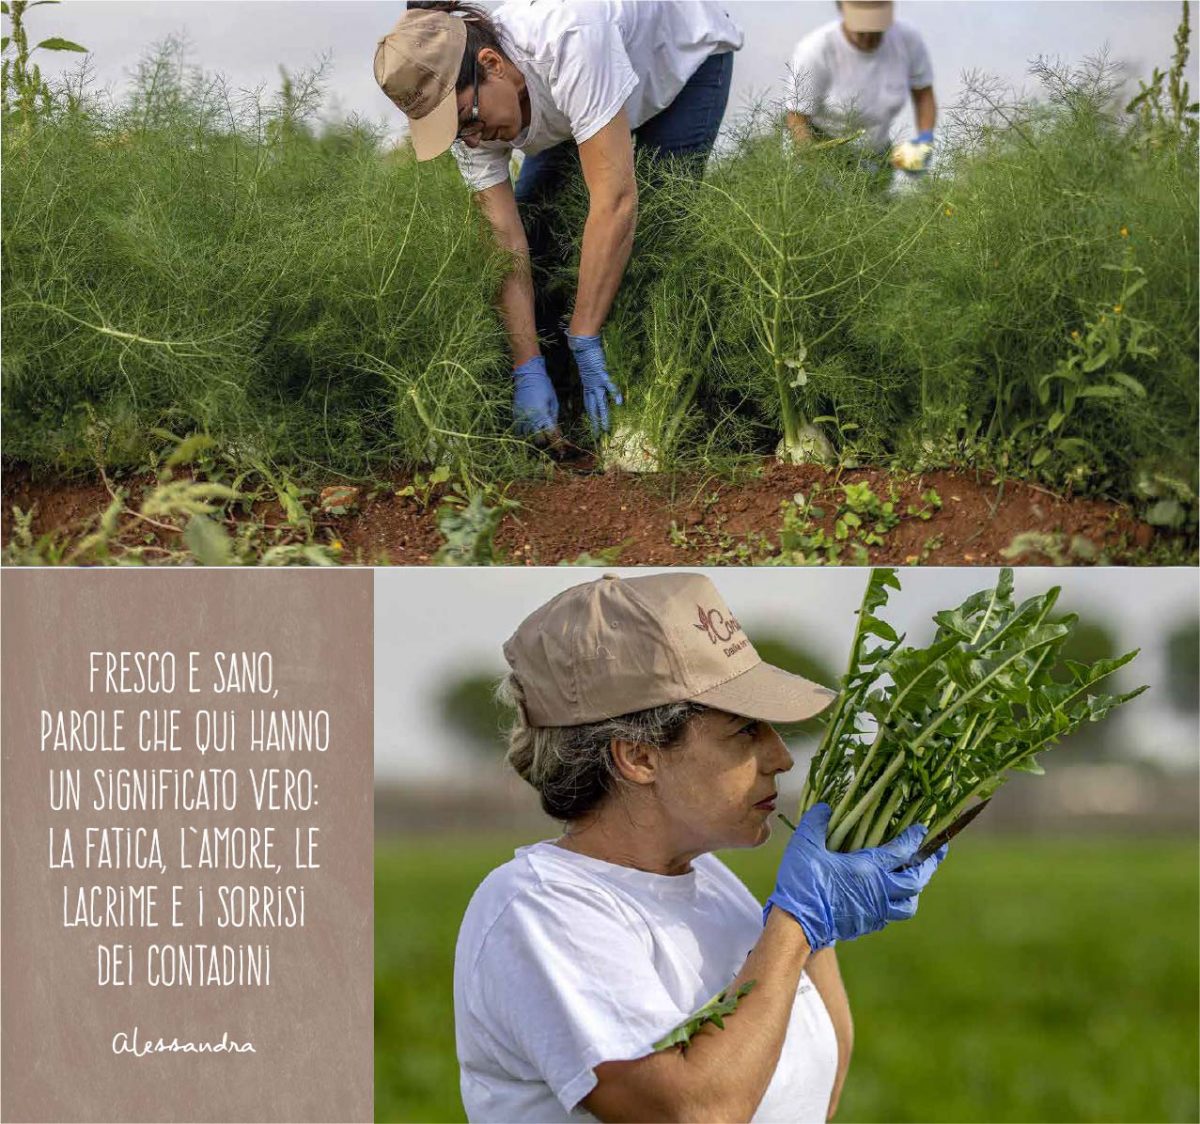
[473,179,540,366]
[805,947,853,1121]
[786,111,814,146]
[911,85,936,134]
[581,908,811,1124]
[569,110,637,337]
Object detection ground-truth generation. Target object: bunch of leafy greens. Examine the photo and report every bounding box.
[796,569,1147,852]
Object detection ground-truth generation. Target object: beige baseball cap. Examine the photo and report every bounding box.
[842,1,894,33]
[504,572,838,727]
[374,9,466,161]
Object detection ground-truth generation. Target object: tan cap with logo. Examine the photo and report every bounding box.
[842,1,894,33]
[374,9,465,161]
[504,572,838,727]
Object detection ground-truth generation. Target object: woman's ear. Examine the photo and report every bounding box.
[477,46,505,80]
[610,738,658,787]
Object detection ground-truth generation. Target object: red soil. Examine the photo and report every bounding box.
[2,459,1177,566]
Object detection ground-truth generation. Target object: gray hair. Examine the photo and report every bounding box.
[497,672,705,821]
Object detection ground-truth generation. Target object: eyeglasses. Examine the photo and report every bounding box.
[457,54,484,142]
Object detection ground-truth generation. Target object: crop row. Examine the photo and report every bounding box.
[2,38,1196,524]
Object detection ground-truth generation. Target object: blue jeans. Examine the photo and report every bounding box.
[514,50,734,403]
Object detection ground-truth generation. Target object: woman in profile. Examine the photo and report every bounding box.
[453,571,946,1122]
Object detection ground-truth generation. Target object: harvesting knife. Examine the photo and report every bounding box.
[909,798,991,865]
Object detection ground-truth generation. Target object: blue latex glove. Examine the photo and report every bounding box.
[567,333,623,435]
[512,355,559,437]
[765,803,947,950]
[913,129,935,146]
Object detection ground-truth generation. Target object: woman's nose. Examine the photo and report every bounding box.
[762,727,794,774]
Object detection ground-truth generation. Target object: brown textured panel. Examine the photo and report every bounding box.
[1,570,373,1123]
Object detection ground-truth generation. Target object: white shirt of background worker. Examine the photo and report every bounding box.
[787,0,937,171]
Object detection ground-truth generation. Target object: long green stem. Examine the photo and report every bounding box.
[828,751,905,850]
[771,261,802,452]
[806,571,901,806]
[862,783,908,849]
[827,728,884,827]
[891,797,926,835]
[847,807,874,851]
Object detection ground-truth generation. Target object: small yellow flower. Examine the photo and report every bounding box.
[331,539,344,552]
[1112,303,1123,314]
[1119,226,1129,238]
[943,206,954,216]
[1071,330,1080,340]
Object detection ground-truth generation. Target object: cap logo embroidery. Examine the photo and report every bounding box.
[693,605,743,647]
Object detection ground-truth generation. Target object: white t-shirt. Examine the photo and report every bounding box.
[453,0,744,192]
[788,19,934,152]
[454,839,838,1123]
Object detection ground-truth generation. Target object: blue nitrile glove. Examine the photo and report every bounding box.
[913,129,935,146]
[567,333,623,435]
[512,355,559,437]
[765,803,947,950]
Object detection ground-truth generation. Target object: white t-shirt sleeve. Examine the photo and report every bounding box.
[468,881,691,1115]
[548,21,639,144]
[902,26,934,89]
[452,140,512,193]
[788,32,830,115]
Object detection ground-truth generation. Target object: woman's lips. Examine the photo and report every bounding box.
[754,796,777,811]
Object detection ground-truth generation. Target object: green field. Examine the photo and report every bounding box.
[376,835,1199,1123]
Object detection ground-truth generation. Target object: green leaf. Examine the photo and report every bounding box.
[434,492,516,565]
[652,981,757,1052]
[1122,276,1148,299]
[1106,371,1146,398]
[165,432,216,469]
[1031,446,1052,466]
[1075,385,1126,399]
[1,3,10,13]
[34,36,86,52]
[862,617,899,643]
[1145,499,1186,528]
[183,514,235,566]
[1047,410,1065,432]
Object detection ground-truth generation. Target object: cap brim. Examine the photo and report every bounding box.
[843,5,893,32]
[408,83,459,162]
[691,661,838,724]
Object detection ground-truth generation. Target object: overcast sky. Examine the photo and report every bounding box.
[375,567,1199,782]
[27,2,1200,143]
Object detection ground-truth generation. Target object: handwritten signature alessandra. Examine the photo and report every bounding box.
[113,1027,255,1056]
